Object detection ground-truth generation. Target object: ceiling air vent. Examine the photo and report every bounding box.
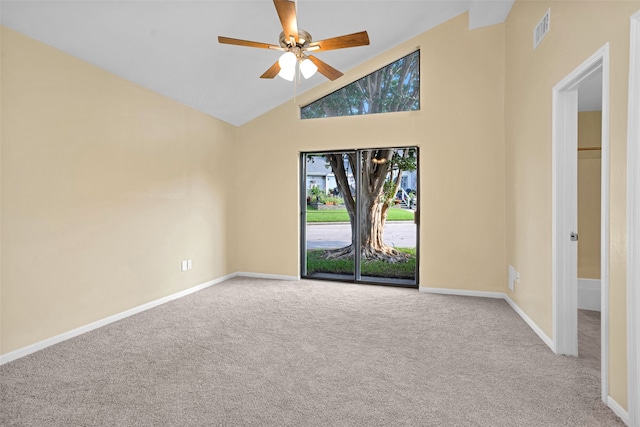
[533,9,550,49]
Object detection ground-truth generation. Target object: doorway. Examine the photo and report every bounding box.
[552,44,610,402]
[576,71,603,374]
[300,148,419,287]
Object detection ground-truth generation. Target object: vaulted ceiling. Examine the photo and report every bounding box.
[2,1,516,126]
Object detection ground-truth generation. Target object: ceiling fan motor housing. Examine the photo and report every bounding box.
[279,30,312,50]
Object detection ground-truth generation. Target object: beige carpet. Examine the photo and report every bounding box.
[0,277,623,426]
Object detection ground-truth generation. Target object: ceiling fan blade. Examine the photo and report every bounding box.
[218,36,279,50]
[260,61,281,79]
[273,0,298,43]
[308,56,343,81]
[308,31,370,51]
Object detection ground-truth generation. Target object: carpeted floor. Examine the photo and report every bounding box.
[0,277,623,426]
[578,309,601,372]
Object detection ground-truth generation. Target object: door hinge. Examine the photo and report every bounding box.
[570,232,579,241]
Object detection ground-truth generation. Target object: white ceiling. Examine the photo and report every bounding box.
[1,0,515,126]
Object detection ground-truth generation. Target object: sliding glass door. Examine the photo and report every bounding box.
[301,148,418,287]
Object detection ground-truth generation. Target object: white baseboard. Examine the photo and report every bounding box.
[0,271,303,365]
[503,295,555,352]
[607,396,630,425]
[419,287,555,352]
[419,287,505,299]
[0,274,236,366]
[235,272,300,281]
[578,278,601,311]
[0,274,592,379]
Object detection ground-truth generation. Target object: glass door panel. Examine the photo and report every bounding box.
[358,149,417,285]
[302,152,355,281]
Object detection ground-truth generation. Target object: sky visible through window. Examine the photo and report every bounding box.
[301,50,420,119]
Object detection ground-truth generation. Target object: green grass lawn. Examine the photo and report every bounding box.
[306,207,414,223]
[306,248,416,279]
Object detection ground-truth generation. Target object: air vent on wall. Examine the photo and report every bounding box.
[534,8,550,49]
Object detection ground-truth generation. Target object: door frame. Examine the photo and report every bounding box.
[627,10,640,427]
[552,44,610,401]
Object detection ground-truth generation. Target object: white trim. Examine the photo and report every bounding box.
[0,270,627,424]
[627,10,640,427]
[578,278,602,311]
[0,274,236,365]
[235,272,300,281]
[600,44,612,406]
[418,287,504,299]
[608,396,630,426]
[552,44,610,403]
[0,272,303,365]
[503,295,555,352]
[419,287,554,351]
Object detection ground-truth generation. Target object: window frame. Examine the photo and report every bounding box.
[299,49,420,120]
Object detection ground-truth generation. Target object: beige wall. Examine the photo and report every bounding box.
[0,27,237,354]
[505,0,639,409]
[236,13,507,292]
[578,111,602,280]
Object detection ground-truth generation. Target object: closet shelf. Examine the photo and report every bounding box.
[578,147,601,151]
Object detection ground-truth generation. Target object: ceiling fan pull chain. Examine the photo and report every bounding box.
[293,68,298,103]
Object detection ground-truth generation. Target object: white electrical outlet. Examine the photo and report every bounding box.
[187,260,192,270]
[508,265,517,292]
[181,260,188,272]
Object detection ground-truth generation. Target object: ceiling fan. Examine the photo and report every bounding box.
[218,0,370,81]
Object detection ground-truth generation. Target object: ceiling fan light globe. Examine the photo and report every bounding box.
[300,58,318,79]
[277,51,297,81]
[278,67,295,81]
[278,51,297,69]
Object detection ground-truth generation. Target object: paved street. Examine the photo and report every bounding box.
[306,221,416,249]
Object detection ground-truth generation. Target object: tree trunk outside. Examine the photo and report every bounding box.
[324,151,409,263]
